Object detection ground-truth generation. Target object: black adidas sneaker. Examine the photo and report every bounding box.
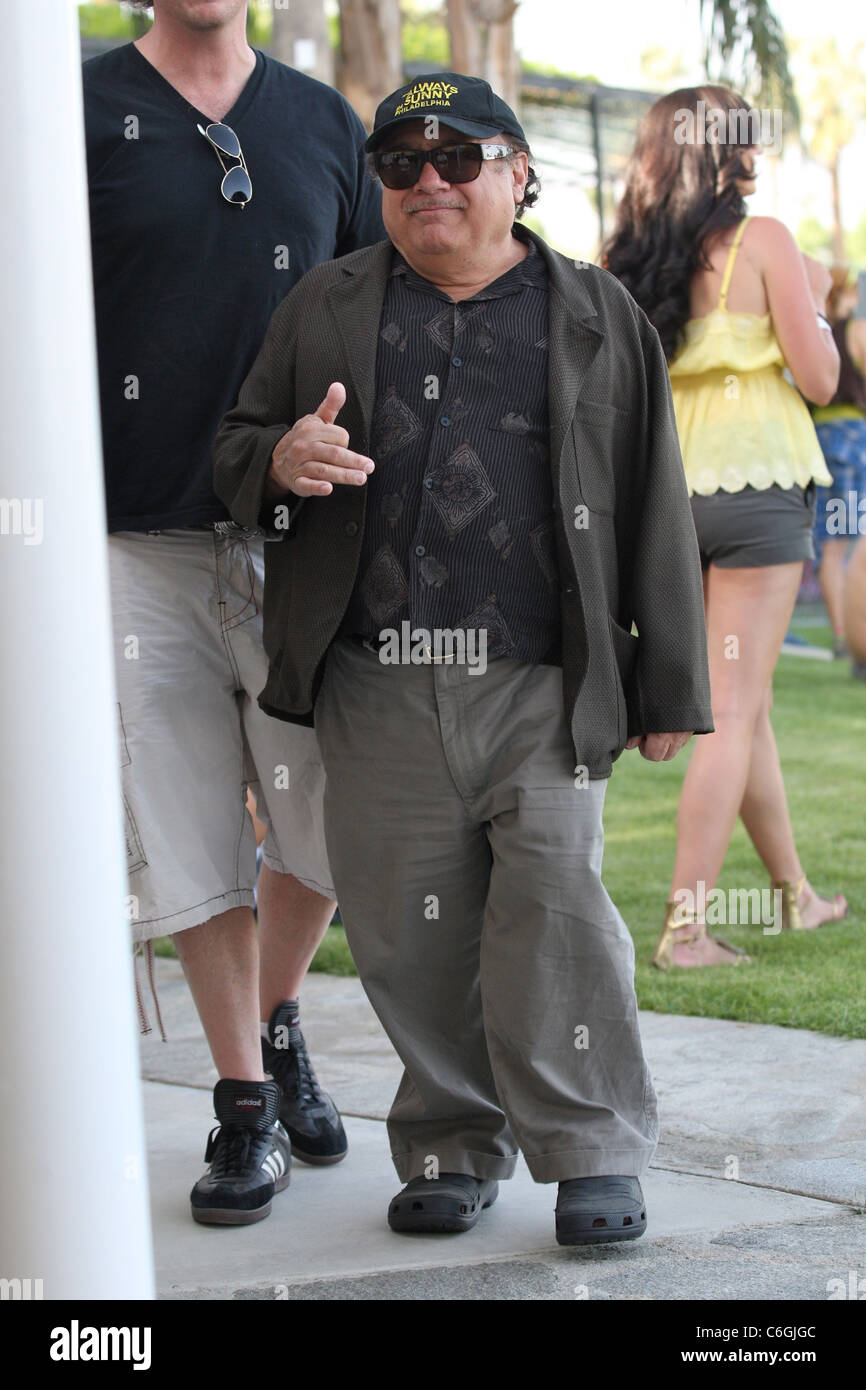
[261,1000,348,1165]
[190,1079,291,1225]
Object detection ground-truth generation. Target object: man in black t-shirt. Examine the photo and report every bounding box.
[84,0,384,1226]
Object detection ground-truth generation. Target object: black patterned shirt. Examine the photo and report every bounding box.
[340,232,561,664]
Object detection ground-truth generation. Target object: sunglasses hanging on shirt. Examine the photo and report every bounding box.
[197,122,252,207]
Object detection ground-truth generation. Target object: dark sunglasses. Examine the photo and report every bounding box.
[373,142,516,190]
[197,122,252,206]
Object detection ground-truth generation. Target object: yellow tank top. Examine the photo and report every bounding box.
[667,217,832,495]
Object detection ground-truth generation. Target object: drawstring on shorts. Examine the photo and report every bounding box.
[133,939,167,1042]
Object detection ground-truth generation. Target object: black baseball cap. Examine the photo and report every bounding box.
[365,72,526,152]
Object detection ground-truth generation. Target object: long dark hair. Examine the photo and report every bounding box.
[604,86,755,360]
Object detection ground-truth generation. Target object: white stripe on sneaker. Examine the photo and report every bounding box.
[263,1151,285,1180]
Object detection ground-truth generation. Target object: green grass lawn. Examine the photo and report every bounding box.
[609,649,865,1038]
[154,639,865,1038]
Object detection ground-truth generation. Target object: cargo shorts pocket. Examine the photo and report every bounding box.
[118,703,132,768]
[118,704,147,873]
[122,794,148,875]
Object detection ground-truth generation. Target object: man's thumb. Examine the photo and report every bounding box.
[316,381,346,425]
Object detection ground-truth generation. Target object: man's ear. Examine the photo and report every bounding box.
[511,153,529,203]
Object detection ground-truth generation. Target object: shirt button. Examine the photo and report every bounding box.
[440,416,451,427]
[424,477,434,489]
[344,521,359,537]
[451,356,462,366]
[414,544,426,557]
[564,584,575,595]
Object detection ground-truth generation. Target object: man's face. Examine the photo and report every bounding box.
[152,0,246,30]
[377,123,529,263]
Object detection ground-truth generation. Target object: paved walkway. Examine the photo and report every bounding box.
[140,961,866,1300]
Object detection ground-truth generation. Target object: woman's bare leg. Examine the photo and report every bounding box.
[818,539,849,644]
[843,533,866,661]
[740,687,848,927]
[666,561,803,965]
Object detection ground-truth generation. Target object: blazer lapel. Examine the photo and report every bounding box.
[520,230,606,474]
[325,241,393,449]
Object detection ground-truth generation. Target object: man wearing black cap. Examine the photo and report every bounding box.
[214,73,713,1245]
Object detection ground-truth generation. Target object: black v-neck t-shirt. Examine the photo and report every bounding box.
[83,43,385,531]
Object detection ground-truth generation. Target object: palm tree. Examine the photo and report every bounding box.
[269,0,334,85]
[701,0,798,123]
[337,0,403,128]
[446,0,520,109]
[793,37,866,261]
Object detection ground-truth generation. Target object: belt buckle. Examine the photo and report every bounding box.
[213,520,263,540]
[424,642,456,664]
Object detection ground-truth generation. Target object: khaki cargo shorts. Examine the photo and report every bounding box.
[109,528,333,944]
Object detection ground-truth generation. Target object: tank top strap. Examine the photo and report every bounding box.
[718,217,751,310]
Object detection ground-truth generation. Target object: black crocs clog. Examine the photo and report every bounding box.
[388,1172,500,1234]
[555,1175,647,1245]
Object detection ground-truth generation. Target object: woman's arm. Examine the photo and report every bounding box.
[747,217,840,405]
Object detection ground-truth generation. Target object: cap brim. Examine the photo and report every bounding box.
[365,114,510,152]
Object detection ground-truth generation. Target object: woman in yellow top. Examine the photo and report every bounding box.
[606,85,847,968]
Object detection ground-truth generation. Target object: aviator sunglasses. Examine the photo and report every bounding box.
[373,142,516,190]
[197,121,252,206]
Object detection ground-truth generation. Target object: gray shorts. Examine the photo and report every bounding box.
[690,482,817,568]
[109,528,333,944]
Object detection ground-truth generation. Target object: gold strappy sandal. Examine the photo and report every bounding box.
[772,875,849,930]
[652,902,752,970]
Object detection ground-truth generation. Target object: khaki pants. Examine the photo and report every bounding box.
[315,637,658,1184]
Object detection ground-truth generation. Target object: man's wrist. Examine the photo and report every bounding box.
[263,463,291,501]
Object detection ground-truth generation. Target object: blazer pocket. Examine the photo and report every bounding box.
[572,400,630,515]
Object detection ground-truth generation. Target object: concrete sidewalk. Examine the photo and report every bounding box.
[140,960,866,1301]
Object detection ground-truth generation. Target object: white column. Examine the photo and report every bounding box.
[0,1,154,1299]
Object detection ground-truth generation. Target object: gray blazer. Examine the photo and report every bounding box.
[213,227,713,778]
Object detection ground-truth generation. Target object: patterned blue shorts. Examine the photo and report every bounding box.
[813,419,866,559]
